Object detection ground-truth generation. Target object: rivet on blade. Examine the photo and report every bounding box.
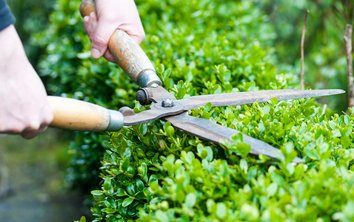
[161,99,174,108]
[150,83,159,88]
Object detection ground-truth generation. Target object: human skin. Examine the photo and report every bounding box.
[83,0,145,61]
[0,25,53,139]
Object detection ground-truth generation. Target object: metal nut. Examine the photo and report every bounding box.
[136,89,150,105]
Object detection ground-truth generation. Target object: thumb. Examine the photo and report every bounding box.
[91,19,118,59]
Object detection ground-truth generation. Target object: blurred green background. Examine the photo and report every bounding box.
[259,0,353,110]
[0,130,89,222]
[0,0,352,221]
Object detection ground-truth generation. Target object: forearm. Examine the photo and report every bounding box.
[0,25,29,76]
[0,23,53,138]
[0,0,27,76]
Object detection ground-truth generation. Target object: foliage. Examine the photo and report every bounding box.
[259,0,354,110]
[132,106,354,221]
[34,0,354,221]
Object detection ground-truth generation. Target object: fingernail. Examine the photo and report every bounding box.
[91,48,101,58]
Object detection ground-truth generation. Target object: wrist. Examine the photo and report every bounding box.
[0,25,29,77]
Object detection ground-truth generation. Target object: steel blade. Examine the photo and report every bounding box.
[124,108,184,126]
[179,89,345,110]
[165,112,303,163]
[124,89,344,126]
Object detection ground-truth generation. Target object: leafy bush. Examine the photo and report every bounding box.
[35,0,354,221]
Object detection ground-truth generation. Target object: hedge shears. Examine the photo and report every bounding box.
[47,0,344,163]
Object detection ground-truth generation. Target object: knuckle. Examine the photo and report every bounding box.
[26,120,41,131]
[44,114,54,126]
[21,121,43,139]
[92,35,107,48]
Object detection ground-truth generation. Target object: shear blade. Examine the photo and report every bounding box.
[179,89,345,109]
[124,89,344,126]
[165,113,303,163]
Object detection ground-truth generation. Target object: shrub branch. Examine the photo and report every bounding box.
[344,24,353,107]
[300,10,309,90]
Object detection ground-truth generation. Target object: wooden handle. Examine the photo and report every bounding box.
[80,0,161,87]
[48,96,123,131]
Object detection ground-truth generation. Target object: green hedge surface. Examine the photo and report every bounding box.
[35,0,354,221]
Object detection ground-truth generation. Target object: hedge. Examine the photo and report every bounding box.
[35,0,354,221]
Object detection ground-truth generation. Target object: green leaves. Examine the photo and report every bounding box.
[184,193,197,208]
[122,197,134,208]
[38,0,353,221]
[216,202,227,219]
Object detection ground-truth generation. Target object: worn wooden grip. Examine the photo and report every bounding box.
[80,0,157,85]
[48,96,111,131]
[107,30,155,83]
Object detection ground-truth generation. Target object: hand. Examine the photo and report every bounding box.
[0,25,53,139]
[84,0,145,61]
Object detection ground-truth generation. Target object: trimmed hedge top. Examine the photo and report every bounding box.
[35,0,354,221]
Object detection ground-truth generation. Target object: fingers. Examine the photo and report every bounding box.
[91,14,119,59]
[83,0,145,61]
[0,120,48,139]
[117,23,145,44]
[20,112,53,139]
[104,51,115,62]
[84,12,119,59]
[0,27,53,140]
[1,102,54,139]
[87,19,145,60]
[20,123,46,139]
[83,14,96,37]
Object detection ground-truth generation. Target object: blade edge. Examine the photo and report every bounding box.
[181,89,345,109]
[165,113,303,163]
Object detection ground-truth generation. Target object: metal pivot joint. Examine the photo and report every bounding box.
[136,88,150,105]
[136,85,172,105]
